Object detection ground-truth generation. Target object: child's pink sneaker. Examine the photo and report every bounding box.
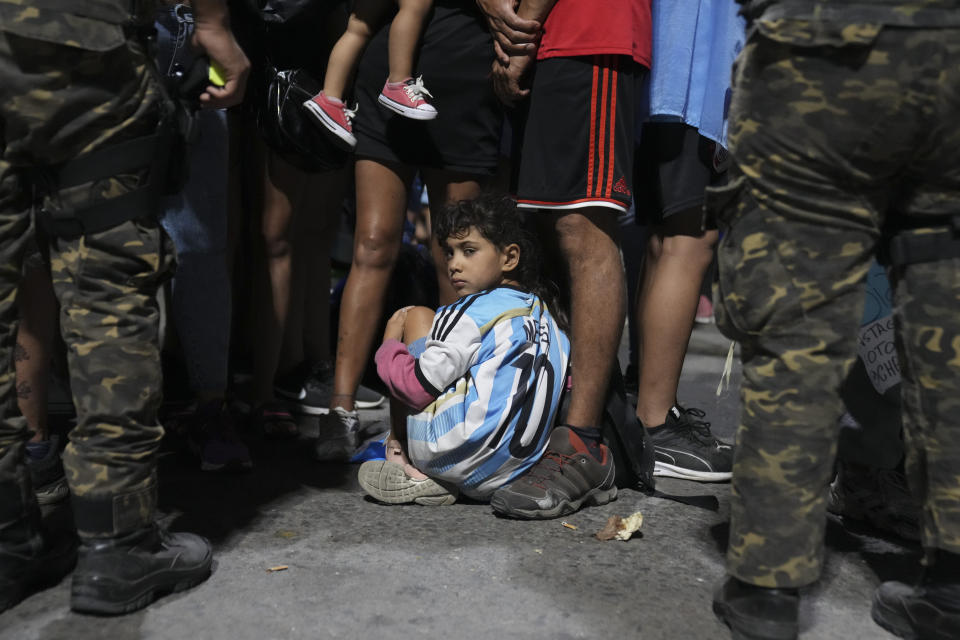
[303,91,357,148]
[378,76,438,120]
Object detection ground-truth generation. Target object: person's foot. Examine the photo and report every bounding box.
[314,406,360,462]
[187,401,253,472]
[1,529,77,613]
[378,76,438,120]
[712,576,799,640]
[71,524,212,615]
[250,402,300,440]
[645,405,733,482]
[275,361,386,413]
[872,576,960,640]
[302,91,357,148]
[358,450,457,506]
[489,426,617,520]
[827,461,920,541]
[26,434,70,505]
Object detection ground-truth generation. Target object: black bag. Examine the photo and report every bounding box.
[558,368,656,492]
[258,65,348,172]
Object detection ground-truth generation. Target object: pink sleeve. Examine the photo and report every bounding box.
[375,339,435,410]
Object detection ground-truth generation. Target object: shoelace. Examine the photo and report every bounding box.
[674,406,717,444]
[403,76,434,102]
[343,103,358,123]
[526,450,576,487]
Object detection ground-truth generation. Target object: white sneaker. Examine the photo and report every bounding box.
[314,407,360,462]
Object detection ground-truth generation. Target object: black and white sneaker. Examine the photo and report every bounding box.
[646,405,733,482]
[275,361,385,414]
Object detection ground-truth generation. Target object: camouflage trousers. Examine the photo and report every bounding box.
[0,24,171,538]
[712,22,960,588]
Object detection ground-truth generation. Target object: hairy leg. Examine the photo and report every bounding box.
[554,208,625,429]
[16,258,56,440]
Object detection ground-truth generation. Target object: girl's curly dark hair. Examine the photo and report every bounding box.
[434,193,568,331]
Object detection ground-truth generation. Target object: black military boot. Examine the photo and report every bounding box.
[713,576,799,640]
[71,523,213,615]
[871,550,960,640]
[0,459,77,613]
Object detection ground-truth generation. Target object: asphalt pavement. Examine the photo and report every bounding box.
[1,323,915,639]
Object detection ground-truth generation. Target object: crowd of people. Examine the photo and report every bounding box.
[1,1,959,639]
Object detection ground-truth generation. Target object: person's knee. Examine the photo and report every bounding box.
[353,230,400,271]
[554,212,617,261]
[659,229,718,269]
[403,306,435,342]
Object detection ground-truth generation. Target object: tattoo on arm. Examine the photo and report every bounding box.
[16,381,31,399]
[14,343,28,362]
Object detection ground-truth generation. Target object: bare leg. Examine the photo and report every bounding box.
[554,208,625,430]
[386,305,434,475]
[388,0,433,83]
[323,0,393,98]
[422,170,483,305]
[634,209,718,426]
[281,167,345,373]
[251,148,305,406]
[16,258,57,440]
[332,159,414,411]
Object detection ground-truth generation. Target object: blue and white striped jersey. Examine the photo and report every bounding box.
[407,286,571,500]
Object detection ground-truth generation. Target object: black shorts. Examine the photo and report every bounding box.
[514,55,644,213]
[634,122,729,225]
[353,1,503,176]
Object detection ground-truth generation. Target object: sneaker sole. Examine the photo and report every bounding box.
[354,396,386,410]
[377,94,438,120]
[654,461,731,482]
[302,99,357,148]
[490,485,617,520]
[358,460,456,505]
[71,557,212,616]
[35,476,70,505]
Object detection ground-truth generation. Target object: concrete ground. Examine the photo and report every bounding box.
[2,323,916,639]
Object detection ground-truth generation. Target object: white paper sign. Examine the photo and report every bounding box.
[857,315,901,394]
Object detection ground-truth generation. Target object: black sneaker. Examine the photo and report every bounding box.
[1,530,77,613]
[872,554,960,640]
[490,426,617,520]
[26,434,70,505]
[275,361,386,414]
[713,576,799,640]
[646,405,733,482]
[71,524,212,615]
[275,361,332,415]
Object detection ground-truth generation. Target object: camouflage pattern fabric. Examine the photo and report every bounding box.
[710,21,960,587]
[738,0,960,27]
[0,5,171,538]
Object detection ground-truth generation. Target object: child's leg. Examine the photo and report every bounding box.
[387,0,433,83]
[323,0,394,98]
[386,305,434,445]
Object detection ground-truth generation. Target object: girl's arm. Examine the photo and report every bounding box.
[375,339,435,411]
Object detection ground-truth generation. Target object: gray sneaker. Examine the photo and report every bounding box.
[314,407,360,462]
[490,426,617,520]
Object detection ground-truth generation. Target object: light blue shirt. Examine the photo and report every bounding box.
[642,0,746,146]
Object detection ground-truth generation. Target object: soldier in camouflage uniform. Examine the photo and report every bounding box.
[709,1,960,639]
[0,0,248,615]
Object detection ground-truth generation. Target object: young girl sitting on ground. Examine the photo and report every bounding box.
[303,0,437,149]
[359,195,570,504]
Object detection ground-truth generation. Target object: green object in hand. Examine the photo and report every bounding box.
[208,61,227,87]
